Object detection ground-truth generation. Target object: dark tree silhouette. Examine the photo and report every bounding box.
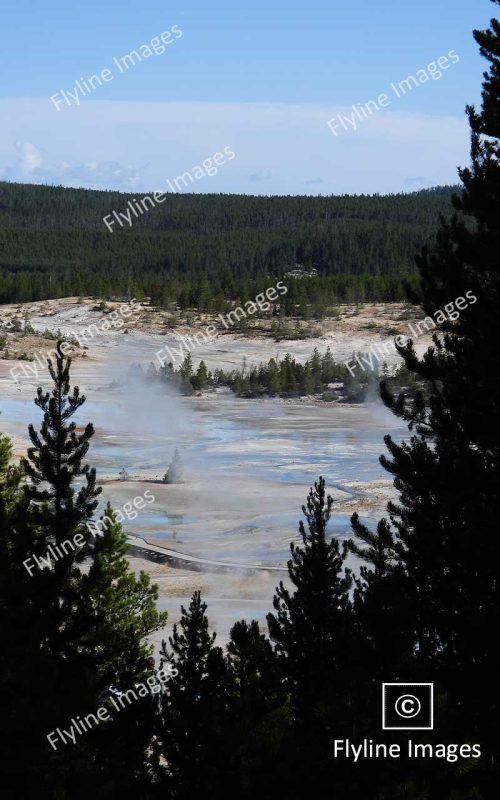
[267,478,353,796]
[350,3,500,793]
[157,591,230,798]
[0,348,166,798]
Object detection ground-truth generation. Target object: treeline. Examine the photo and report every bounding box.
[146,347,419,402]
[171,272,418,317]
[214,350,419,400]
[0,181,456,307]
[218,348,352,398]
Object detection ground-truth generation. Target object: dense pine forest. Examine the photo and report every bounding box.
[0,182,457,309]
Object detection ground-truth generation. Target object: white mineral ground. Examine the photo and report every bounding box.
[0,298,431,647]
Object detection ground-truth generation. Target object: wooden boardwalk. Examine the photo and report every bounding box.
[127,535,287,575]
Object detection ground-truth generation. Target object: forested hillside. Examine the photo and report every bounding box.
[0,182,458,309]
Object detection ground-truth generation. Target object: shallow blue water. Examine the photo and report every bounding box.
[0,390,405,566]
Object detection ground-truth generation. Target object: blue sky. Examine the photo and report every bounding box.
[0,0,493,194]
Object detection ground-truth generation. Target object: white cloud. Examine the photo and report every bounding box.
[1,139,141,189]
[0,99,469,195]
[2,141,43,180]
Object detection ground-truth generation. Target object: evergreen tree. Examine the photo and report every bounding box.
[351,3,500,792]
[0,348,166,797]
[79,505,168,795]
[192,359,209,390]
[179,352,193,380]
[268,477,352,723]
[267,358,281,396]
[309,347,323,390]
[0,435,29,794]
[225,620,287,797]
[267,478,352,796]
[157,591,230,798]
[300,363,314,395]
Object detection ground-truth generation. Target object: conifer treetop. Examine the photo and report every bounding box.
[22,343,101,541]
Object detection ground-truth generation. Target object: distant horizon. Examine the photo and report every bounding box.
[0,177,461,200]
